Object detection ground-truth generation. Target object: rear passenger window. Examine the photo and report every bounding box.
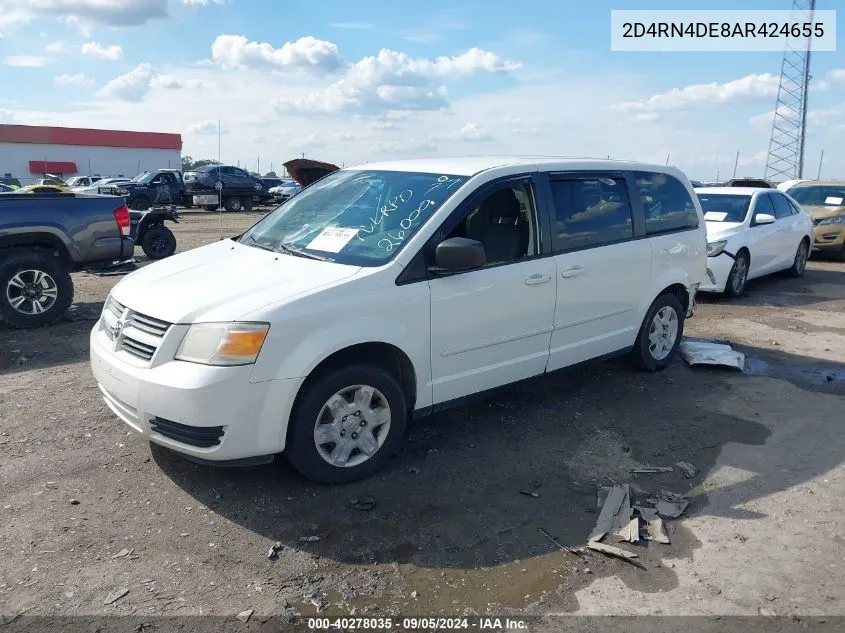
[771,193,794,219]
[633,171,699,234]
[549,177,634,251]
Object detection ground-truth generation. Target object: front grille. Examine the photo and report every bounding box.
[102,296,172,363]
[150,418,225,448]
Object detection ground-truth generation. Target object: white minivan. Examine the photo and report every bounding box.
[90,157,707,484]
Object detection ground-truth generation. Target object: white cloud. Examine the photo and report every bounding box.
[81,41,123,60]
[9,0,168,27]
[99,63,198,101]
[189,120,223,134]
[54,72,94,86]
[434,122,494,142]
[333,131,359,142]
[289,133,326,150]
[183,0,224,4]
[0,108,18,123]
[329,22,373,30]
[612,73,780,115]
[274,47,521,115]
[370,138,438,154]
[211,34,344,73]
[5,55,52,67]
[46,41,69,52]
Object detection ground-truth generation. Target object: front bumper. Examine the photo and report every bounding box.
[698,252,734,293]
[812,224,845,252]
[89,321,303,462]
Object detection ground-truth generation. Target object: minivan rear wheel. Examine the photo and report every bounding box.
[630,292,685,372]
[285,364,407,484]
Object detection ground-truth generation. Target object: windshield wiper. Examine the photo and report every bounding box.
[245,235,276,252]
[276,242,333,262]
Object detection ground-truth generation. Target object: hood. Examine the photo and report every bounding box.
[111,239,361,323]
[283,158,339,186]
[803,204,845,220]
[705,220,743,241]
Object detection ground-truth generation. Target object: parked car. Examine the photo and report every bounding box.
[90,157,706,484]
[74,177,132,195]
[782,181,845,259]
[695,187,814,297]
[0,192,133,328]
[32,174,68,187]
[268,179,302,202]
[1,176,22,189]
[15,184,71,193]
[256,176,284,205]
[117,169,190,210]
[776,179,811,192]
[183,164,264,212]
[723,178,773,189]
[65,176,103,188]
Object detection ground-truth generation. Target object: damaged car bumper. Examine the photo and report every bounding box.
[698,252,735,293]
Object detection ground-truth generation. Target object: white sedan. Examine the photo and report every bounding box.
[696,187,814,297]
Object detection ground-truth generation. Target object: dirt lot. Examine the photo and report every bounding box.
[1,211,844,625]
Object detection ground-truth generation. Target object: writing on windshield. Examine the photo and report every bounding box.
[240,170,468,265]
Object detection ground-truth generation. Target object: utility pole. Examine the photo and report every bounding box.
[817,149,824,179]
[733,151,740,178]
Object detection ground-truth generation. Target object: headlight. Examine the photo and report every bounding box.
[818,215,845,226]
[175,322,269,366]
[706,240,727,257]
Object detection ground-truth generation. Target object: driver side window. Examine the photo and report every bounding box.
[445,182,537,266]
[753,194,776,220]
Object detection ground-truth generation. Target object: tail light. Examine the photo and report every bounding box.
[114,204,130,237]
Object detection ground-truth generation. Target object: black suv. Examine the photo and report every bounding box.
[183,165,264,212]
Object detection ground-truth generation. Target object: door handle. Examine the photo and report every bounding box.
[524,273,552,285]
[560,266,585,279]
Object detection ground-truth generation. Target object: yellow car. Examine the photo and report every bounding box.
[16,184,71,193]
[785,181,845,259]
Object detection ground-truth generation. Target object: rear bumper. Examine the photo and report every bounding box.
[78,237,135,270]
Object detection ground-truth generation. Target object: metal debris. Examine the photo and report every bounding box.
[676,461,698,478]
[637,507,670,544]
[586,541,645,569]
[103,588,129,605]
[267,542,283,560]
[630,466,673,474]
[236,609,254,623]
[656,490,689,519]
[111,548,133,559]
[615,517,640,543]
[589,484,631,542]
[679,339,745,371]
[537,528,583,557]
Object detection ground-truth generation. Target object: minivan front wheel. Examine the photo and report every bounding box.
[286,365,407,484]
[630,293,685,372]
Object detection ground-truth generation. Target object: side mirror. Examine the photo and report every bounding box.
[753,212,776,225]
[432,237,485,273]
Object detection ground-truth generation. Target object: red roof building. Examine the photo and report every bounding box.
[0,124,182,184]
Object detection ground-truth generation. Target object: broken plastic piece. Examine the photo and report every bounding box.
[679,340,745,371]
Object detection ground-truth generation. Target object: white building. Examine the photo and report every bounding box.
[0,124,182,185]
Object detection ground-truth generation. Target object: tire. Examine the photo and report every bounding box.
[128,196,151,211]
[629,292,685,372]
[141,226,177,259]
[0,250,74,328]
[786,238,810,277]
[224,196,243,212]
[724,250,749,298]
[285,364,407,484]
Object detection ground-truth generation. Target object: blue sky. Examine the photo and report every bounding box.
[0,0,842,179]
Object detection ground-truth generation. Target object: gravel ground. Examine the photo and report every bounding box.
[1,211,844,627]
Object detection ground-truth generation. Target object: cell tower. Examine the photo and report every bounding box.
[764,0,816,181]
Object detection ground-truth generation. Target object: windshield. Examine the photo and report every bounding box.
[788,185,845,206]
[697,194,751,223]
[239,169,468,265]
[131,172,155,184]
